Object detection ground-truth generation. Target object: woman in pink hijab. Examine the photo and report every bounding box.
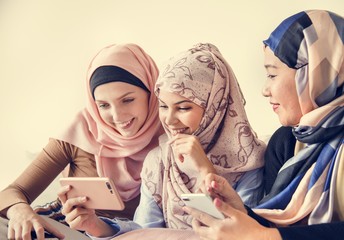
[0,43,163,239]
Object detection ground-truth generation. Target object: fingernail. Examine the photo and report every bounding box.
[80,196,87,202]
[182,206,190,213]
[211,180,218,189]
[214,198,222,207]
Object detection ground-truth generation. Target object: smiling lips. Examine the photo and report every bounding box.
[271,102,279,112]
[116,118,134,129]
[170,127,188,136]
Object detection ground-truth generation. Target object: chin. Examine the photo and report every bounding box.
[278,117,289,127]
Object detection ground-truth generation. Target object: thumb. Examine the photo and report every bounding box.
[214,197,238,219]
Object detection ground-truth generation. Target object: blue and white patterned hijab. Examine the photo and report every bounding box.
[255,10,344,225]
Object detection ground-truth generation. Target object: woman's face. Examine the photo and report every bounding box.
[158,90,204,136]
[262,47,303,126]
[94,81,150,137]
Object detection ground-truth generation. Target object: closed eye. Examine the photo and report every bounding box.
[123,98,134,104]
[267,74,276,79]
[178,107,192,111]
[97,103,109,109]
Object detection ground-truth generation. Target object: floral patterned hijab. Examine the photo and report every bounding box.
[141,43,265,229]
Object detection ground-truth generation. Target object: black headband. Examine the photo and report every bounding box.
[90,65,149,99]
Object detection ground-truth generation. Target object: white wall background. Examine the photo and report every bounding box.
[1,1,343,198]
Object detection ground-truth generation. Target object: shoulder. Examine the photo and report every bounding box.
[142,134,169,170]
[47,138,94,164]
[265,126,296,165]
[271,126,294,139]
[268,126,296,148]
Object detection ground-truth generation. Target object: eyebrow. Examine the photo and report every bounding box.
[158,98,193,105]
[264,64,278,69]
[117,91,135,99]
[95,91,135,102]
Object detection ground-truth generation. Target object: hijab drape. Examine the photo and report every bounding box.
[255,10,344,225]
[55,43,163,201]
[141,43,266,229]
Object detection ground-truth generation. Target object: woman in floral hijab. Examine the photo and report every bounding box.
[139,42,266,229]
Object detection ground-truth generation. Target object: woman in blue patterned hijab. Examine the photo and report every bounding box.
[186,9,344,240]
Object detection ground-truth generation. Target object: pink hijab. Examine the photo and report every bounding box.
[56,43,163,201]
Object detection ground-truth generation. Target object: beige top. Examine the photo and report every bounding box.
[0,138,139,219]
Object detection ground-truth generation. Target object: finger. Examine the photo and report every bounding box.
[61,196,87,215]
[204,173,233,197]
[7,226,15,240]
[22,222,34,240]
[57,185,71,204]
[31,226,44,240]
[213,198,237,218]
[166,134,180,145]
[167,133,191,145]
[64,205,90,224]
[172,142,192,158]
[204,173,223,188]
[183,206,218,227]
[191,218,214,240]
[67,209,93,230]
[14,226,22,240]
[169,142,186,163]
[171,137,194,147]
[38,218,65,240]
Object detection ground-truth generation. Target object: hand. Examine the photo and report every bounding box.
[168,134,215,176]
[58,185,117,237]
[201,173,246,213]
[6,202,65,240]
[185,198,281,240]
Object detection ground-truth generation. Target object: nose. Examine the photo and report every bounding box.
[261,80,271,97]
[111,106,122,122]
[163,109,177,126]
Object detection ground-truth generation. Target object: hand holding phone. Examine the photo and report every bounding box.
[59,177,124,210]
[181,193,225,219]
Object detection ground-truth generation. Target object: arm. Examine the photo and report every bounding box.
[183,173,277,240]
[0,139,73,215]
[188,195,344,240]
[185,197,281,240]
[0,139,74,239]
[188,170,344,240]
[59,176,165,239]
[247,206,344,240]
[133,182,166,228]
[277,222,344,240]
[234,168,264,208]
[88,183,165,239]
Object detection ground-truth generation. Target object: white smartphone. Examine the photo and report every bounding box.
[59,177,124,210]
[181,193,225,219]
